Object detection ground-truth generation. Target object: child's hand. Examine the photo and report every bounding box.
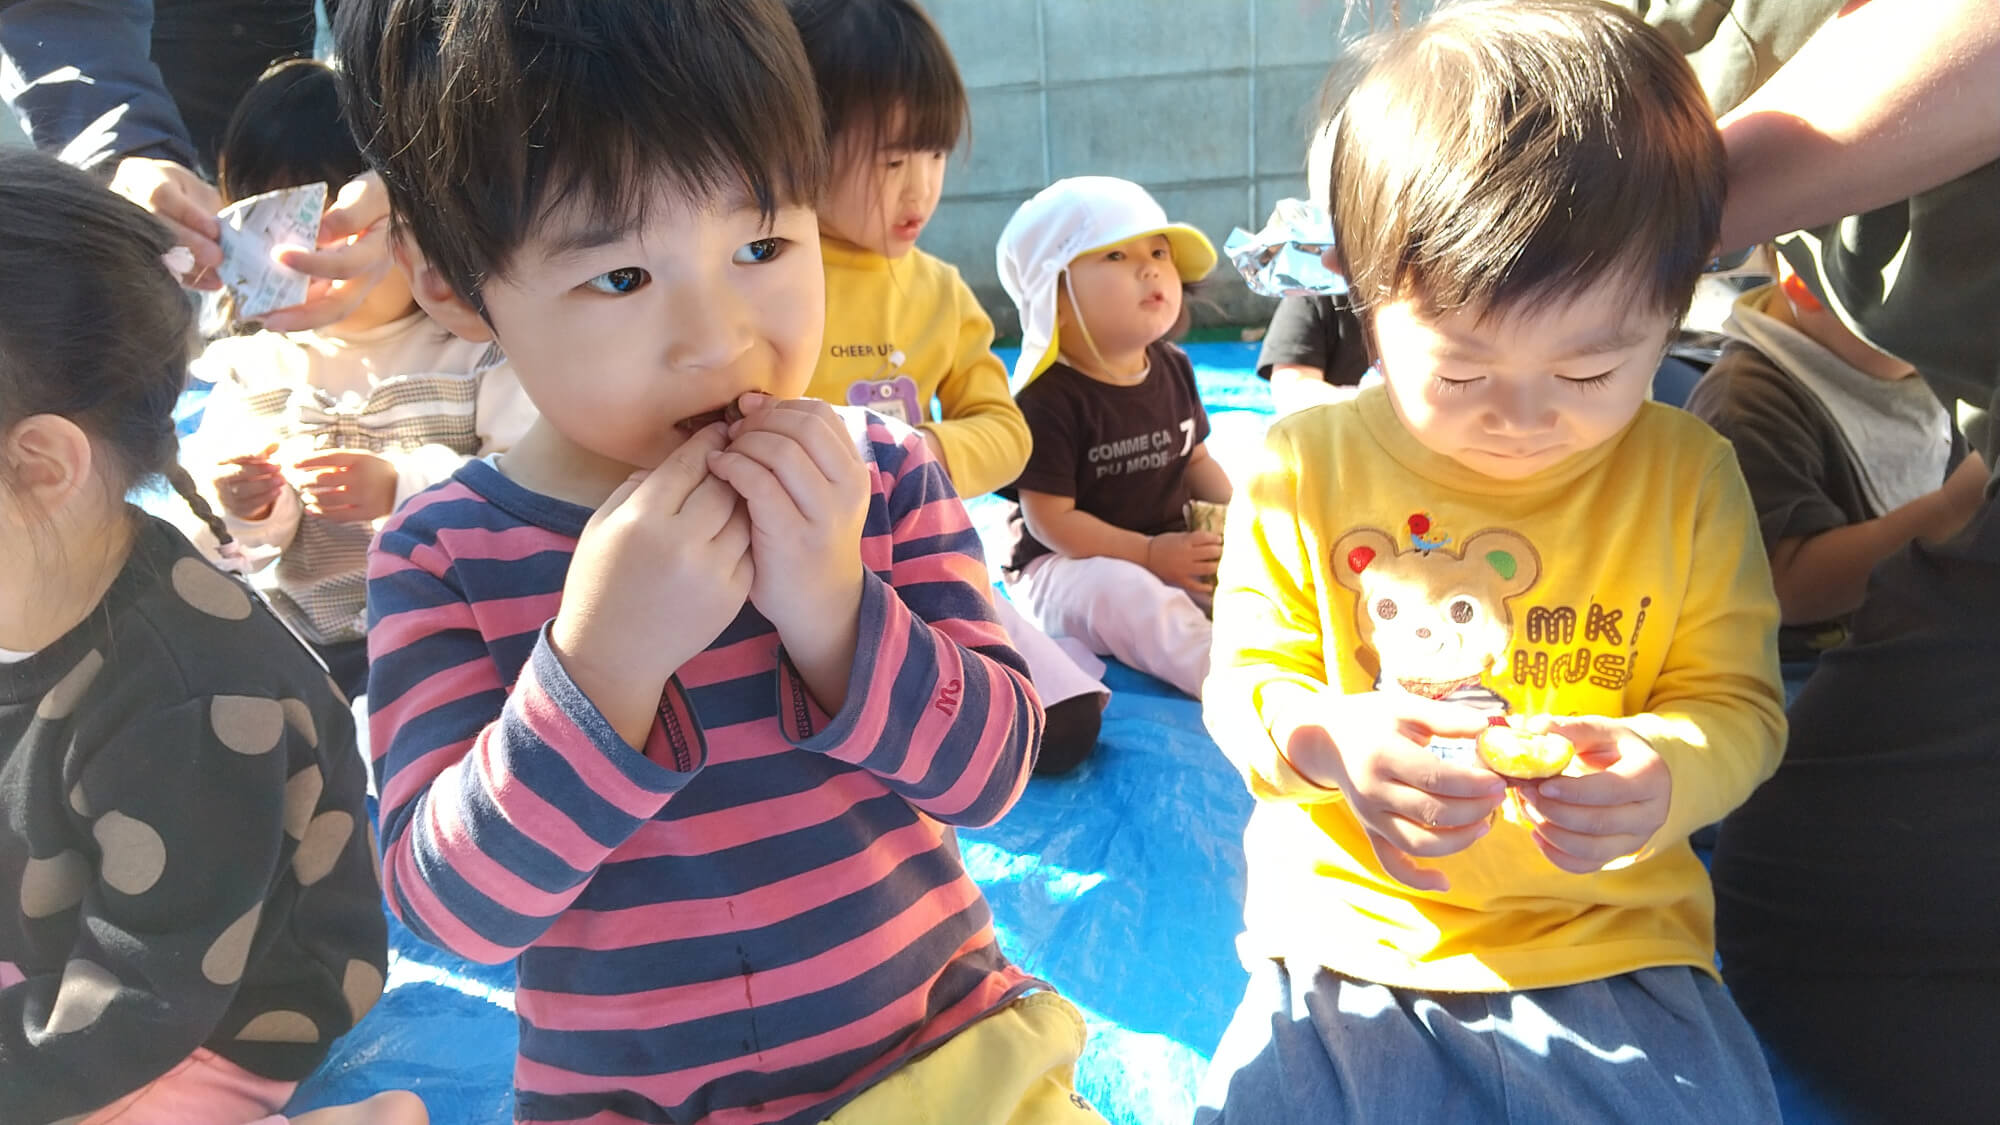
[214,444,285,520]
[1513,716,1672,874]
[706,394,869,705]
[550,424,752,749]
[1146,531,1223,598]
[294,450,399,523]
[1931,452,1989,540]
[1281,691,1507,892]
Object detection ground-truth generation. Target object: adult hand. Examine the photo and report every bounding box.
[260,172,394,332]
[111,156,223,290]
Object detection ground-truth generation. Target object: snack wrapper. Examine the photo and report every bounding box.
[1223,198,1348,299]
[216,182,326,321]
[1184,498,1228,614]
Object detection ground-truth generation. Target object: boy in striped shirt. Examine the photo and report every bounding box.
[334,2,1102,1122]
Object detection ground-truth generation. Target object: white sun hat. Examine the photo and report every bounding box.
[995,176,1217,389]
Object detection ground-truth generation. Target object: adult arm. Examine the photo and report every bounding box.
[0,0,197,170]
[1718,0,2000,251]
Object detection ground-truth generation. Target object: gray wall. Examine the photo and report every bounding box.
[921,0,1402,337]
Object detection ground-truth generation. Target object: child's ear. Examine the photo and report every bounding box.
[393,230,494,344]
[4,414,97,515]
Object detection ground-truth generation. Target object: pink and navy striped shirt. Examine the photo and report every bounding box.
[365,412,1045,1123]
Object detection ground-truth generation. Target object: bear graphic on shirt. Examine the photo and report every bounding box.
[1330,514,1541,715]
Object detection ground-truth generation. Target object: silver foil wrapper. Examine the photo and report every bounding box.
[1223,198,1348,299]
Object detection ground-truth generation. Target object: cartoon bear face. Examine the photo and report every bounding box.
[1330,527,1541,686]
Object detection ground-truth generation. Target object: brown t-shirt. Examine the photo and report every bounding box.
[1686,340,1965,660]
[1004,341,1211,575]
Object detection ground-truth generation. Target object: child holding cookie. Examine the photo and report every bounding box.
[1199,2,1786,1119]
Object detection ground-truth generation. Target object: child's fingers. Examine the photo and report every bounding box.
[1380,743,1508,801]
[1393,696,1497,743]
[217,466,281,489]
[1189,531,1224,548]
[728,398,861,484]
[1365,830,1452,893]
[317,172,391,243]
[1528,824,1643,874]
[1518,782,1656,840]
[587,472,649,525]
[293,451,363,472]
[706,448,805,529]
[1379,780,1505,834]
[1377,807,1494,859]
[1189,543,1225,564]
[622,424,731,514]
[723,430,841,510]
[676,473,745,540]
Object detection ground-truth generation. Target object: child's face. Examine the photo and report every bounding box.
[1058,234,1182,363]
[459,189,824,471]
[819,130,946,259]
[1372,282,1671,481]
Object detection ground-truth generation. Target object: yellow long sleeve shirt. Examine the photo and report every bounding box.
[1206,387,1786,991]
[806,239,1030,497]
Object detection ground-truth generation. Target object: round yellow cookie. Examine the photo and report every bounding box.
[1476,725,1574,780]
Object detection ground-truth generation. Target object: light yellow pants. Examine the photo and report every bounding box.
[822,992,1106,1125]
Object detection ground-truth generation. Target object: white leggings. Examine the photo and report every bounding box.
[1008,553,1212,698]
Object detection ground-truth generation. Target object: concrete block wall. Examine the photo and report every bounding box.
[920,0,1424,338]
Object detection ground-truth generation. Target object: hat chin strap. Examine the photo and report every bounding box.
[1055,264,1109,374]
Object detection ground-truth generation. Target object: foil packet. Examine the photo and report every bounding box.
[1223,198,1348,299]
[216,182,326,321]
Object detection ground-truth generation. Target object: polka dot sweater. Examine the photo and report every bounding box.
[0,513,388,1123]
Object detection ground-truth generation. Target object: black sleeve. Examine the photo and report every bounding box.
[1685,351,1851,551]
[1011,377,1080,498]
[1255,296,1331,378]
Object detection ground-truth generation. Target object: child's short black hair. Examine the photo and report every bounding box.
[333,0,828,310]
[788,0,967,158]
[1324,0,1724,323]
[217,58,367,204]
